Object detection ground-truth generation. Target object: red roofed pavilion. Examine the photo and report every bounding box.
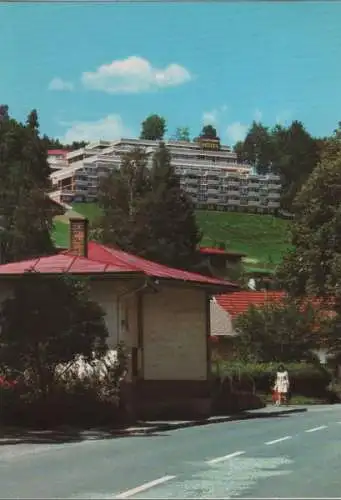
[0,217,239,420]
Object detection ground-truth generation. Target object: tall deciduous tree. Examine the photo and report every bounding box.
[174,127,190,142]
[0,107,58,263]
[277,147,341,307]
[140,114,166,140]
[0,273,108,398]
[94,143,201,269]
[233,120,320,211]
[234,298,320,363]
[93,147,151,252]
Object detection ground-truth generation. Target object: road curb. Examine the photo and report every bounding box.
[123,407,308,435]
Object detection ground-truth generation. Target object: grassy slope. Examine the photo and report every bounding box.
[197,210,292,266]
[51,203,292,266]
[52,220,69,248]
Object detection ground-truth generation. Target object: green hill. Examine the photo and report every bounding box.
[52,203,292,269]
[196,210,292,267]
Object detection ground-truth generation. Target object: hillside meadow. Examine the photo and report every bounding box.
[52,203,292,269]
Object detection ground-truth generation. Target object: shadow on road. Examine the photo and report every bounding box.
[0,427,168,445]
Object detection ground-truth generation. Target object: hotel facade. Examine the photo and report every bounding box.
[49,137,281,214]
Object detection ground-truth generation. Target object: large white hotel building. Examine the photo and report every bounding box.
[48,137,281,213]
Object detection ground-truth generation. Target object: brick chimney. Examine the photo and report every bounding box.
[69,217,89,258]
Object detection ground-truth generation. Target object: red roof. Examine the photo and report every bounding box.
[216,290,335,319]
[199,246,246,258]
[83,242,238,288]
[216,291,285,319]
[48,149,69,156]
[0,253,138,275]
[0,241,238,290]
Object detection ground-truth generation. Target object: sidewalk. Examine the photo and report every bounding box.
[0,405,308,444]
[122,405,308,435]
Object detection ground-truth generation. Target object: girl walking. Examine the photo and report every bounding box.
[273,364,290,406]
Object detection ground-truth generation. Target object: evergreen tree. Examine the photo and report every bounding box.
[234,121,274,175]
[200,124,218,139]
[271,121,320,211]
[94,143,201,269]
[0,107,57,263]
[145,142,202,268]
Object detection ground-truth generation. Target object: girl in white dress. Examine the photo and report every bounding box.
[274,364,290,406]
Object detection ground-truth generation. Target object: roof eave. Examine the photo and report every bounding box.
[0,271,144,279]
[153,277,239,293]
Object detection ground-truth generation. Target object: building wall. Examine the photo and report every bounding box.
[142,285,208,381]
[89,278,140,347]
[49,138,281,214]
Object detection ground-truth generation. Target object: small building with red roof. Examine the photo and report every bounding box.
[0,218,238,419]
[210,290,334,364]
[194,245,246,281]
[209,291,285,358]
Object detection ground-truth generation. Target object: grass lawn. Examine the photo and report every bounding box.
[197,210,292,266]
[70,202,102,221]
[51,203,292,265]
[52,220,69,248]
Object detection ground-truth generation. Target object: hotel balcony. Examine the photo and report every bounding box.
[268,201,281,208]
[247,190,259,197]
[207,197,219,204]
[268,191,281,199]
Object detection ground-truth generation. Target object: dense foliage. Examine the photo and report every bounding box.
[174,126,190,142]
[93,143,201,269]
[277,124,341,299]
[0,106,58,263]
[200,124,218,139]
[140,114,166,140]
[217,361,332,399]
[233,297,323,363]
[234,120,321,211]
[0,273,108,398]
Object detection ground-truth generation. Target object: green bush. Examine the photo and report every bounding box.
[216,361,332,398]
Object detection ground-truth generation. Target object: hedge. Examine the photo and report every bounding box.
[215,361,332,398]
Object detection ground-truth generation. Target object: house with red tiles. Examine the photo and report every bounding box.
[211,291,335,364]
[0,217,238,419]
[209,291,285,358]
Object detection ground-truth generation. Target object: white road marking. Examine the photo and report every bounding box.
[265,436,292,445]
[305,425,327,433]
[206,450,245,464]
[115,475,176,499]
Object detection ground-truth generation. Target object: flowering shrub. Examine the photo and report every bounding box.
[0,375,18,389]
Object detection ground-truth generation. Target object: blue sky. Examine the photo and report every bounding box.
[1,2,341,145]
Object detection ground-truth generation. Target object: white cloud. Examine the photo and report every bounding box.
[254,108,263,122]
[275,110,292,126]
[202,110,218,125]
[202,105,228,126]
[226,122,248,144]
[81,56,192,94]
[59,114,133,143]
[48,77,74,91]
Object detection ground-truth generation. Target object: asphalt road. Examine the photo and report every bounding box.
[1,405,341,498]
